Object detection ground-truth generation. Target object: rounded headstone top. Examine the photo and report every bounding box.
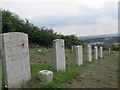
[53,39,64,42]
[38,70,53,75]
[76,46,82,48]
[2,32,28,35]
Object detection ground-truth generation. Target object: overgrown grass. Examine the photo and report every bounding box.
[23,58,103,88]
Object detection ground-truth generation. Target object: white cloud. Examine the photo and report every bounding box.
[2,1,84,19]
[54,17,118,36]
[2,0,118,19]
[2,0,118,36]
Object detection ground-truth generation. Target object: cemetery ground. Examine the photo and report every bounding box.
[64,51,119,88]
[23,48,118,88]
[0,63,2,89]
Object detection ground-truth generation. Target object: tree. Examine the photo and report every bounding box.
[2,10,83,48]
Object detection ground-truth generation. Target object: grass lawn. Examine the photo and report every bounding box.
[23,58,105,88]
[23,48,109,88]
[0,65,2,89]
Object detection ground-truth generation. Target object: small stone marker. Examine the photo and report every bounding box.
[94,46,98,60]
[38,70,53,83]
[53,39,66,72]
[37,50,42,52]
[1,32,31,88]
[112,51,115,53]
[87,45,92,62]
[76,46,83,66]
[109,48,111,54]
[99,47,103,58]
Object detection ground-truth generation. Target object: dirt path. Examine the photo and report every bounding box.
[64,52,118,88]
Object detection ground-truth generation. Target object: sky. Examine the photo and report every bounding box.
[1,0,119,36]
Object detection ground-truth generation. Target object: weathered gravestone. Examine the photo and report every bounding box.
[94,46,98,60]
[109,48,111,54]
[71,46,74,52]
[53,39,66,72]
[1,32,31,88]
[76,46,83,66]
[87,45,92,62]
[99,46,103,58]
[84,46,87,52]
[0,34,2,59]
[73,45,76,52]
[0,33,2,90]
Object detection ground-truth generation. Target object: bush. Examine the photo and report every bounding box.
[29,43,37,48]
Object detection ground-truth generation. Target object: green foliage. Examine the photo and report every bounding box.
[103,43,120,51]
[2,10,82,48]
[84,37,118,44]
[63,35,82,49]
[109,44,120,51]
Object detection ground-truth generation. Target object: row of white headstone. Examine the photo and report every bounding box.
[1,32,111,88]
[53,39,104,72]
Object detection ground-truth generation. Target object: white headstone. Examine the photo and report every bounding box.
[94,46,98,60]
[53,39,66,72]
[109,48,111,54]
[0,34,2,90]
[0,34,1,51]
[0,33,1,43]
[99,47,103,58]
[87,45,92,62]
[71,46,74,52]
[2,32,31,88]
[84,46,87,52]
[76,46,83,66]
[71,45,76,52]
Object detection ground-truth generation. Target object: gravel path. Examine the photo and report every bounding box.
[64,52,118,88]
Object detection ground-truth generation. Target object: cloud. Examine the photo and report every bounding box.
[53,16,117,36]
[31,2,117,28]
[2,1,83,19]
[2,0,118,36]
[99,2,118,19]
[31,5,101,27]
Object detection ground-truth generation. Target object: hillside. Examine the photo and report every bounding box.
[82,36,119,45]
[77,33,119,40]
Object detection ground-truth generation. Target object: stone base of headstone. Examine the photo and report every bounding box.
[38,70,53,83]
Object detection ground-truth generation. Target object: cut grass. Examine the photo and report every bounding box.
[24,49,109,88]
[23,58,103,88]
[0,65,2,90]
